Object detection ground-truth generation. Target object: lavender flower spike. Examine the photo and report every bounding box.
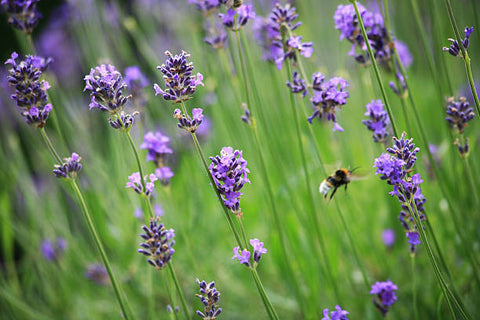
[443,27,474,57]
[209,147,250,215]
[1,0,42,34]
[232,246,251,267]
[53,153,83,179]
[195,279,222,319]
[370,279,398,317]
[126,172,157,196]
[138,217,175,270]
[140,131,173,163]
[5,52,53,127]
[322,305,349,320]
[362,99,391,143]
[445,96,475,134]
[154,51,204,103]
[174,108,205,133]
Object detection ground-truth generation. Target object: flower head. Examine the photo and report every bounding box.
[232,246,251,267]
[250,238,267,263]
[443,26,474,57]
[53,153,83,179]
[155,166,174,185]
[322,305,349,320]
[126,172,157,196]
[5,52,53,127]
[41,238,66,261]
[382,229,395,248]
[174,107,205,133]
[445,96,475,134]
[83,64,130,113]
[370,279,398,317]
[141,131,173,163]
[362,99,391,143]
[308,74,349,131]
[138,217,175,270]
[154,51,203,103]
[286,71,307,97]
[1,0,42,34]
[209,147,250,214]
[195,279,222,319]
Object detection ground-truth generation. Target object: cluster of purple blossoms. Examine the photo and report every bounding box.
[232,238,267,267]
[53,153,83,179]
[370,279,398,317]
[307,73,350,132]
[124,66,149,108]
[334,4,412,68]
[195,279,222,319]
[5,52,53,127]
[154,51,204,103]
[374,133,426,253]
[174,108,205,133]
[253,3,313,69]
[321,305,349,320]
[219,2,255,31]
[84,64,139,131]
[126,172,157,197]
[1,0,42,34]
[209,147,250,214]
[362,99,391,143]
[445,96,475,134]
[41,238,66,261]
[138,217,175,270]
[141,131,174,184]
[443,27,474,57]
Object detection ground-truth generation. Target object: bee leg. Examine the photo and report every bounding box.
[329,187,339,200]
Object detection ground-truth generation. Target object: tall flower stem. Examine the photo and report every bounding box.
[233,29,307,314]
[124,130,147,191]
[411,256,418,320]
[167,262,190,320]
[351,1,399,137]
[443,0,480,115]
[39,127,132,320]
[249,268,279,320]
[70,179,133,320]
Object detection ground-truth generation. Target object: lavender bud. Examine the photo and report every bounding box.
[53,153,82,179]
[138,217,175,270]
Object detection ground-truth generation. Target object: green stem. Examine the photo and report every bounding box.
[443,0,480,115]
[236,216,250,251]
[70,179,132,320]
[249,268,280,320]
[125,131,147,191]
[39,128,62,164]
[163,274,179,320]
[167,262,190,320]
[411,255,418,320]
[351,1,399,137]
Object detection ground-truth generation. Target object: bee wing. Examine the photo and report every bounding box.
[225,0,234,8]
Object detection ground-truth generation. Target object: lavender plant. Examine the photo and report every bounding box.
[370,279,398,317]
[195,279,222,319]
[321,305,349,320]
[1,0,42,34]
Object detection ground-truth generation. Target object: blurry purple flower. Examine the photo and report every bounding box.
[154,203,164,217]
[389,72,407,97]
[53,153,82,179]
[138,217,175,270]
[209,147,250,214]
[445,96,475,134]
[322,305,349,320]
[370,279,398,317]
[85,264,110,285]
[155,166,174,185]
[196,279,222,319]
[134,207,143,219]
[1,0,42,34]
[154,51,203,103]
[232,246,251,266]
[362,99,391,143]
[140,131,173,163]
[189,0,223,14]
[382,229,395,248]
[203,17,228,49]
[124,66,149,90]
[394,40,413,68]
[454,137,470,158]
[41,238,66,261]
[241,103,252,125]
[5,52,53,127]
[126,172,157,196]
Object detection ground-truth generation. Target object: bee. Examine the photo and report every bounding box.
[226,0,243,9]
[319,168,358,200]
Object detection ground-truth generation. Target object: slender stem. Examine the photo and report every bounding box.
[144,195,155,219]
[167,262,190,320]
[249,268,279,320]
[70,179,132,320]
[351,1,399,137]
[39,128,62,164]
[236,217,250,251]
[443,0,480,115]
[411,255,418,320]
[125,131,146,191]
[163,274,179,320]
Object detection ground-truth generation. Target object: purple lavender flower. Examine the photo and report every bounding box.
[41,238,66,261]
[454,137,470,158]
[195,279,222,319]
[443,27,474,57]
[374,133,427,253]
[370,279,398,317]
[140,131,173,164]
[203,17,228,50]
[53,153,83,179]
[394,40,413,68]
[1,0,42,34]
[232,246,251,267]
[155,166,174,185]
[209,147,250,214]
[382,229,395,248]
[138,217,175,270]
[322,305,349,320]
[108,110,139,130]
[154,51,204,103]
[85,264,109,285]
[362,99,391,143]
[250,238,267,263]
[124,66,149,108]
[445,96,475,134]
[389,72,407,97]
[308,73,349,132]
[126,172,157,196]
[286,71,307,97]
[220,3,255,29]
[174,107,205,133]
[5,52,53,127]
[189,0,224,14]
[241,102,252,125]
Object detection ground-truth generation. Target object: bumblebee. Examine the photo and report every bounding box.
[319,168,355,200]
